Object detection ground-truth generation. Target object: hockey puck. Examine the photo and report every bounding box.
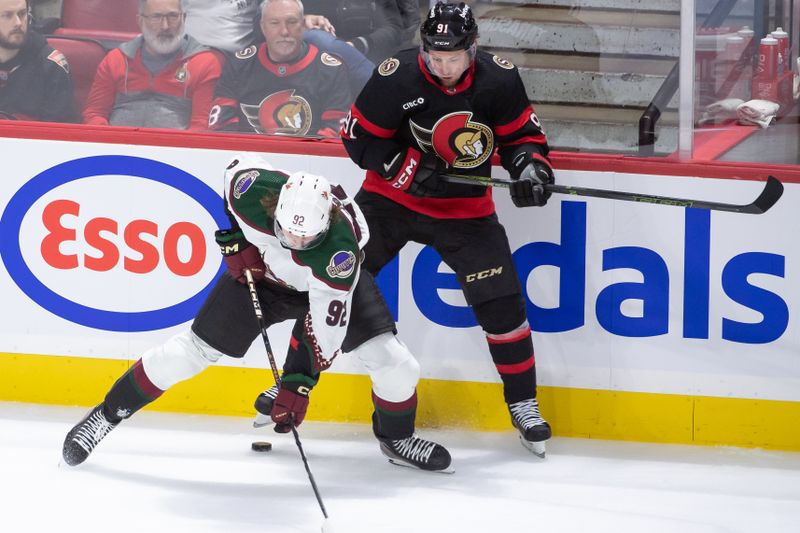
[251,441,272,452]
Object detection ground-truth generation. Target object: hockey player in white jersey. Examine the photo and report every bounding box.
[62,153,451,472]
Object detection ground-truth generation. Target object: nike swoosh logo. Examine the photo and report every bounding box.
[383,152,401,173]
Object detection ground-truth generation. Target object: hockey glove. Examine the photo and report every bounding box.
[214,229,266,284]
[270,378,312,433]
[381,147,445,196]
[508,151,555,208]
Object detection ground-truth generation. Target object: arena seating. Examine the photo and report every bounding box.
[53,0,140,47]
[46,36,107,115]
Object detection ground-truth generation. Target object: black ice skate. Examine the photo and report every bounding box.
[62,404,119,466]
[253,385,279,428]
[379,434,453,473]
[509,397,551,458]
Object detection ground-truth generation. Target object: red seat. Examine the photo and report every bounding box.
[46,36,108,114]
[53,0,140,46]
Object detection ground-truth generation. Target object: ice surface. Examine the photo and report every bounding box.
[2,402,799,533]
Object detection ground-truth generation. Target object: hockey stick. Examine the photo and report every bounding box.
[441,173,783,214]
[244,269,329,521]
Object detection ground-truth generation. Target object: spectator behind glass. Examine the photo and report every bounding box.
[303,0,405,63]
[396,0,420,49]
[301,27,374,93]
[82,0,223,130]
[0,0,75,122]
[184,0,259,53]
[208,0,351,137]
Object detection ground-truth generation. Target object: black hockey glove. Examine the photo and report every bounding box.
[508,151,555,208]
[381,147,446,196]
[214,229,266,284]
[270,377,312,433]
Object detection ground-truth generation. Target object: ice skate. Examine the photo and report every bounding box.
[253,385,279,428]
[62,404,119,466]
[379,434,453,473]
[509,397,551,458]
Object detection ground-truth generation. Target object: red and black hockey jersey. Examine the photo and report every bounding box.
[341,48,550,219]
[209,42,352,137]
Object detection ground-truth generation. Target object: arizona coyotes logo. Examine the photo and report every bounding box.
[409,112,494,169]
[241,89,312,135]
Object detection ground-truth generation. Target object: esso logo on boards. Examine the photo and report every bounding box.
[0,155,228,332]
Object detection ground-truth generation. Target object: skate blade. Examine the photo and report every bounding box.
[386,457,455,474]
[253,412,271,428]
[519,436,546,458]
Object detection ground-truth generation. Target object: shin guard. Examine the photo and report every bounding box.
[486,322,537,404]
[103,359,164,422]
[371,390,417,440]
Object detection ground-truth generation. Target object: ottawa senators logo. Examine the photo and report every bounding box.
[409,112,494,169]
[47,50,69,74]
[175,62,189,83]
[241,89,312,136]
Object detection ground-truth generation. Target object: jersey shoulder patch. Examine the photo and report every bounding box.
[47,50,70,74]
[324,249,358,280]
[296,216,359,288]
[227,168,287,232]
[377,57,400,76]
[320,52,343,67]
[492,55,515,70]
[235,45,257,59]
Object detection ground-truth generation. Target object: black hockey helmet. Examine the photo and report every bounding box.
[420,2,478,52]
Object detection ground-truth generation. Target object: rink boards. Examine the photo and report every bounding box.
[0,133,798,451]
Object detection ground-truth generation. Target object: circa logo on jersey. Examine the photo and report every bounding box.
[378,57,400,76]
[492,55,514,69]
[409,112,494,169]
[0,155,227,333]
[233,170,259,199]
[320,53,342,66]
[326,250,357,279]
[235,45,257,59]
[241,89,312,136]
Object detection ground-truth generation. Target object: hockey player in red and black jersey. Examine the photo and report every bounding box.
[340,1,554,456]
[208,0,351,137]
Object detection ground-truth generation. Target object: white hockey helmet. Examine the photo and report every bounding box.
[274,171,334,250]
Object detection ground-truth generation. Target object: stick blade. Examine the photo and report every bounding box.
[746,175,784,214]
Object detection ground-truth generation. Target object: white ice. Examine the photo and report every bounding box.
[2,402,799,533]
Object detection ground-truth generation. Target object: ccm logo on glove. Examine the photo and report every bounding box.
[214,229,266,284]
[271,384,311,433]
[382,147,445,196]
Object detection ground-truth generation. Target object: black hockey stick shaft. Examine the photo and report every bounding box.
[244,269,329,520]
[441,173,783,214]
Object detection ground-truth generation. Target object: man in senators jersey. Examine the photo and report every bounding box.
[340,2,555,456]
[208,0,351,137]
